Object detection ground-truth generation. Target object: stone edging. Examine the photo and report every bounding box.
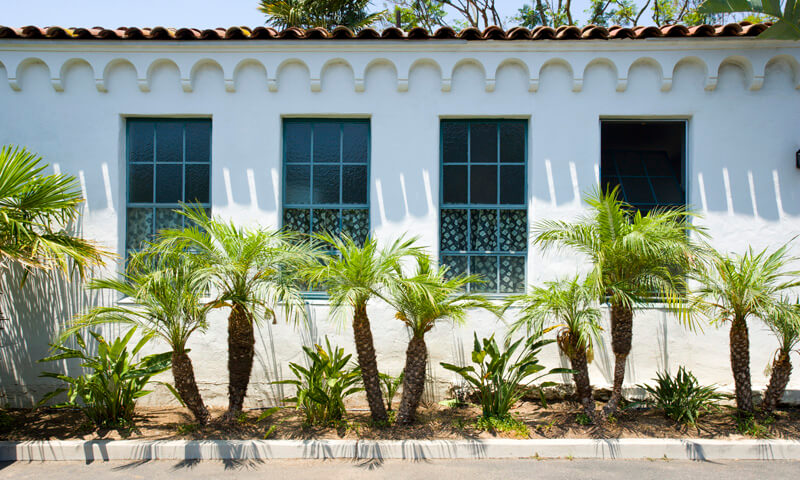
[1,438,799,461]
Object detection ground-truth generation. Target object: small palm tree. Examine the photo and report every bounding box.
[388,256,494,425]
[65,248,212,424]
[259,0,384,30]
[305,233,424,423]
[158,206,314,420]
[0,146,106,317]
[691,244,800,414]
[534,187,703,416]
[761,300,800,414]
[505,277,602,420]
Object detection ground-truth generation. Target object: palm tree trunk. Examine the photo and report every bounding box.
[762,350,792,414]
[397,335,428,425]
[729,315,754,414]
[569,347,596,421]
[604,303,633,416]
[226,303,255,419]
[171,351,209,425]
[353,303,388,423]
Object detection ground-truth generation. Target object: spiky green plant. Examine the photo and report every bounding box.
[505,277,602,421]
[0,145,106,320]
[388,255,495,424]
[65,248,213,424]
[304,233,424,423]
[638,367,726,425]
[761,301,800,413]
[534,186,704,416]
[690,244,800,415]
[156,205,317,421]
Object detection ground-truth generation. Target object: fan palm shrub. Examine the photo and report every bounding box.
[157,206,314,420]
[258,0,384,30]
[0,146,106,318]
[304,233,423,423]
[505,277,602,420]
[65,248,213,424]
[534,187,703,416]
[388,256,494,424]
[761,301,800,413]
[690,244,800,414]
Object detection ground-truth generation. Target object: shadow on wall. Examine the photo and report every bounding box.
[0,263,113,407]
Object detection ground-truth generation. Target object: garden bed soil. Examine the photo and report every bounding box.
[1,400,799,442]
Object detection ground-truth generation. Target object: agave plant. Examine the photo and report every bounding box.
[66,248,213,424]
[39,327,171,428]
[534,187,703,416]
[304,233,424,423]
[761,300,800,413]
[690,243,800,414]
[388,255,494,424]
[505,277,601,420]
[157,205,315,420]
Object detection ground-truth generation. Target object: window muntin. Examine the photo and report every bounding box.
[440,120,528,294]
[282,119,370,243]
[600,121,686,213]
[126,118,212,254]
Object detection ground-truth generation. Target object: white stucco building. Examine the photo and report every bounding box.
[1,22,799,408]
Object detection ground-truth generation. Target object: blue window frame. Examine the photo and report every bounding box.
[125,118,212,254]
[601,120,686,214]
[282,119,370,243]
[439,119,528,294]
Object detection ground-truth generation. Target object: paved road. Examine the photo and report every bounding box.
[0,459,798,479]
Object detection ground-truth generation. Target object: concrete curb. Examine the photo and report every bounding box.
[1,438,800,461]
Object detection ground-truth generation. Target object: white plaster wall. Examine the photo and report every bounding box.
[1,38,799,408]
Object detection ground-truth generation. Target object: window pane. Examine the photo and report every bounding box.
[499,256,525,293]
[471,256,498,293]
[155,122,183,163]
[313,123,340,163]
[312,208,339,235]
[285,123,311,163]
[470,122,497,163]
[126,207,153,251]
[500,165,525,205]
[440,209,468,251]
[619,176,655,206]
[285,165,311,204]
[155,208,183,233]
[342,209,369,244]
[442,255,468,281]
[500,122,525,163]
[642,152,673,176]
[342,165,367,204]
[470,209,497,251]
[615,152,645,175]
[442,165,468,204]
[442,122,467,163]
[601,152,618,177]
[652,178,684,205]
[155,164,183,203]
[128,121,154,163]
[470,165,497,204]
[185,164,210,204]
[312,165,340,204]
[499,210,527,252]
[186,121,211,163]
[283,208,310,234]
[342,123,368,163]
[129,163,153,203]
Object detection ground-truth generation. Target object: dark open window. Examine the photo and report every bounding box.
[126,118,212,255]
[440,119,528,294]
[282,119,370,243]
[600,121,686,213]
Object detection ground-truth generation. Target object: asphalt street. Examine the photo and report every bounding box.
[0,459,798,479]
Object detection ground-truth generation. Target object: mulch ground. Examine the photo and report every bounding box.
[1,399,798,441]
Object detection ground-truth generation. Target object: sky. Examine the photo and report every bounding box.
[0,0,597,29]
